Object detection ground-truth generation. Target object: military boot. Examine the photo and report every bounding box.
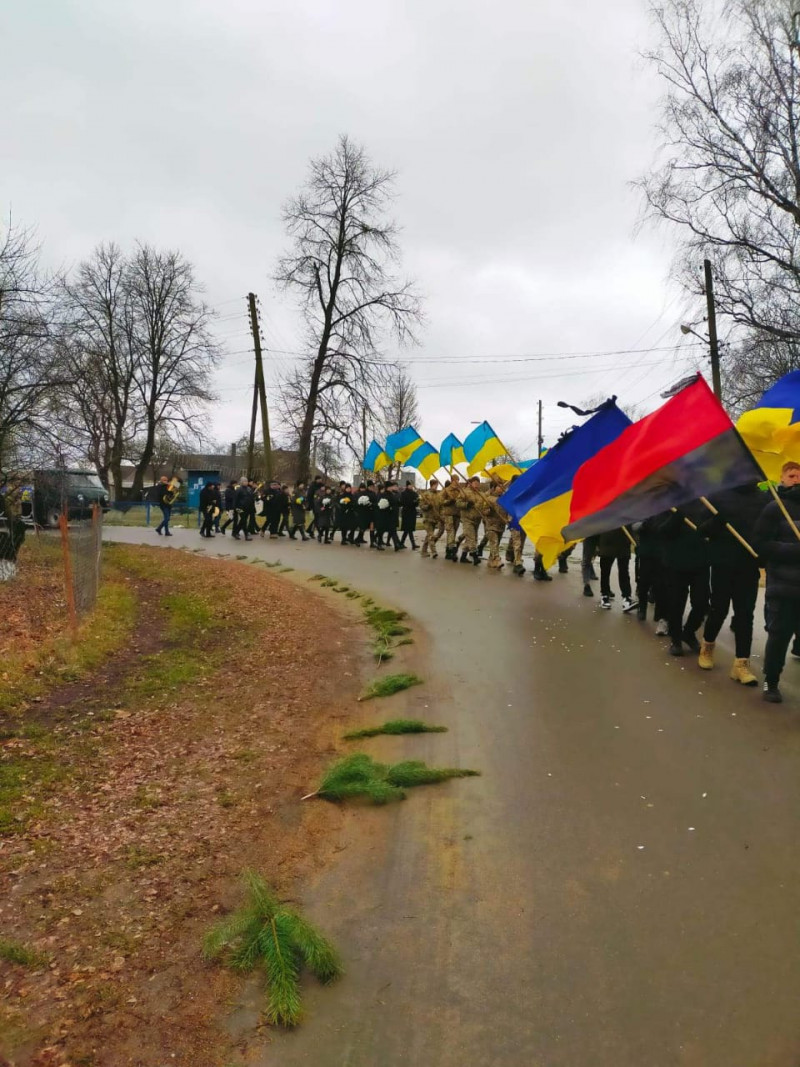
[698,641,715,670]
[730,658,757,686]
[460,551,471,564]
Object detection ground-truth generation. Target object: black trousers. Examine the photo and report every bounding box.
[399,529,417,547]
[703,562,760,657]
[600,555,631,598]
[636,555,667,621]
[666,566,710,643]
[200,508,215,536]
[763,597,800,685]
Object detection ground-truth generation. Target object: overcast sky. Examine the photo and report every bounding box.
[2,0,706,463]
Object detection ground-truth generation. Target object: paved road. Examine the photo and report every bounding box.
[107,528,800,1067]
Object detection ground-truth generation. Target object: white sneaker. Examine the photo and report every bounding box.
[600,595,612,610]
[654,618,668,636]
[622,596,638,613]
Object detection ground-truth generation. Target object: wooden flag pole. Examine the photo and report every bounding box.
[621,525,637,548]
[767,482,800,542]
[671,506,698,531]
[698,496,758,559]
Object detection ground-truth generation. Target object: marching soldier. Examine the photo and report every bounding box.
[419,479,444,558]
[438,475,462,561]
[457,476,483,565]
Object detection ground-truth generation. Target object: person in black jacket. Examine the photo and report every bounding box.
[697,483,764,685]
[353,484,373,546]
[336,485,355,544]
[596,527,637,612]
[288,484,308,540]
[232,479,254,541]
[753,462,800,702]
[633,517,668,631]
[154,476,174,536]
[198,481,219,538]
[314,487,334,542]
[219,482,236,535]
[653,506,710,656]
[398,481,420,549]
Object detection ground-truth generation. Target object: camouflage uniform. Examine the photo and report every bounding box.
[419,489,444,558]
[481,487,509,570]
[507,526,526,565]
[458,486,483,558]
[438,481,462,556]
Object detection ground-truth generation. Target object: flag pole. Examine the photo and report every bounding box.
[698,497,758,559]
[671,506,698,531]
[766,482,800,542]
[621,525,636,548]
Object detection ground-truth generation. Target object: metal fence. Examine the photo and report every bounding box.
[58,506,103,626]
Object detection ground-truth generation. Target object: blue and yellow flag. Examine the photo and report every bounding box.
[407,441,440,481]
[485,462,521,483]
[440,434,466,468]
[386,426,424,464]
[736,370,800,481]
[499,401,631,568]
[463,421,507,476]
[363,440,392,472]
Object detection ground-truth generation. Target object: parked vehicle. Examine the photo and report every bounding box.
[21,469,110,527]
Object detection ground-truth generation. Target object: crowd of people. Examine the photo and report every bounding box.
[151,462,800,705]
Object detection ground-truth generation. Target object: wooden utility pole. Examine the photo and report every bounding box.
[246,362,258,480]
[537,400,543,458]
[703,259,722,401]
[247,293,273,481]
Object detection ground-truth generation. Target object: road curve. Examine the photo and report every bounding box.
[106,527,800,1067]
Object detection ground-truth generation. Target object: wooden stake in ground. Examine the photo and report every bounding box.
[698,496,758,558]
[767,482,800,542]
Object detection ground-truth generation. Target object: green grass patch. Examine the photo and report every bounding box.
[359,673,423,701]
[203,870,342,1027]
[0,750,69,836]
[309,574,326,582]
[263,560,281,569]
[332,585,348,593]
[0,937,46,967]
[307,753,480,805]
[343,719,447,740]
[161,591,215,639]
[279,567,294,573]
[321,578,337,587]
[345,591,360,599]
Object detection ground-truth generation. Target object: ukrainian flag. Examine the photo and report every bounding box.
[463,421,507,476]
[406,441,440,481]
[484,462,521,483]
[736,370,800,480]
[440,434,466,468]
[386,426,424,464]
[499,401,631,568]
[363,440,392,472]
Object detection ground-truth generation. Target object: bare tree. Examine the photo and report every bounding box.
[639,0,800,394]
[56,244,140,495]
[379,364,420,480]
[125,244,218,498]
[0,218,70,467]
[275,135,422,482]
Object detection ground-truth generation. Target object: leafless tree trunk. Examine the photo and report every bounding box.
[0,218,70,467]
[379,365,419,481]
[275,135,422,482]
[639,0,800,395]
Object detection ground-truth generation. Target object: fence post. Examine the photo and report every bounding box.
[59,513,78,638]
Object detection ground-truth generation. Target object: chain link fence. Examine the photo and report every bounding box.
[58,506,103,625]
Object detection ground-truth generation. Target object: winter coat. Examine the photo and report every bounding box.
[753,484,800,600]
[652,508,710,572]
[314,492,333,530]
[597,527,631,560]
[400,488,419,533]
[698,484,765,569]
[354,490,374,529]
[233,485,253,513]
[223,487,235,510]
[374,492,393,531]
[199,485,217,512]
[289,491,306,524]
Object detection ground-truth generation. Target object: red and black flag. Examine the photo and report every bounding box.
[562,375,764,541]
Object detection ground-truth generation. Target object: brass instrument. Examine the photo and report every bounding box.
[163,477,181,506]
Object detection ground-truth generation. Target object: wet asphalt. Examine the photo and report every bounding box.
[106,526,800,1067]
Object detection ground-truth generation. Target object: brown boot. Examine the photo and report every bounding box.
[698,640,715,670]
[730,657,758,687]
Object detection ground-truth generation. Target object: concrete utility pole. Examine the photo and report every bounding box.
[247,292,273,481]
[703,259,722,401]
[537,400,543,458]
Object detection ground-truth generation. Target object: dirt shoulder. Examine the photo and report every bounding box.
[0,543,368,1067]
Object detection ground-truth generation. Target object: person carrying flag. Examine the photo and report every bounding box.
[438,476,462,561]
[754,461,800,703]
